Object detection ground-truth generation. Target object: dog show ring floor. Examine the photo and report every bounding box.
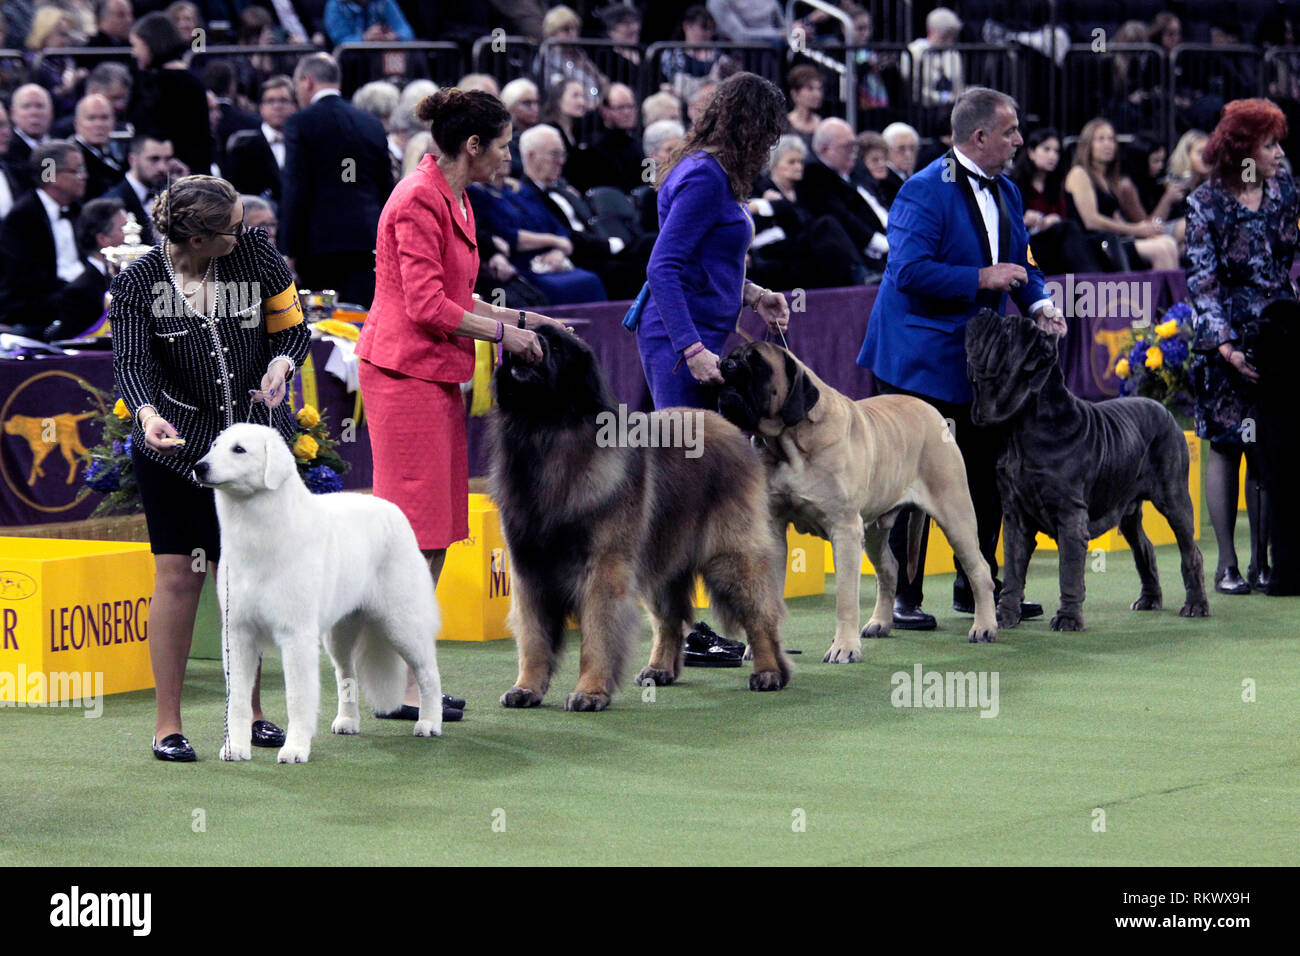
[2,523,1295,867]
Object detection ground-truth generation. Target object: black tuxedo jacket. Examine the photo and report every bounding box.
[101,179,157,246]
[279,93,392,259]
[0,159,25,210]
[0,191,86,333]
[75,139,126,201]
[225,128,282,202]
[215,101,260,172]
[799,160,888,254]
[5,134,39,191]
[52,261,111,339]
[519,176,611,267]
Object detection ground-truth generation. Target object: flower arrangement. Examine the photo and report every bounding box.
[80,387,350,513]
[1113,301,1195,414]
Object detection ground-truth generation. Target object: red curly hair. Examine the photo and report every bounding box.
[1204,98,1288,189]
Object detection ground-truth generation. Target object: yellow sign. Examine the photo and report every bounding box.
[436,494,513,642]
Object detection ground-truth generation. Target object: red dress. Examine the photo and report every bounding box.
[356,155,478,549]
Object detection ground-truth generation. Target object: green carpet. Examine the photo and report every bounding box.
[2,527,1296,866]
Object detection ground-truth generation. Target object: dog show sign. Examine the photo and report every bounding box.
[435,494,515,642]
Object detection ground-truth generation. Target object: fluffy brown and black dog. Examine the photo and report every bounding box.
[489,325,791,712]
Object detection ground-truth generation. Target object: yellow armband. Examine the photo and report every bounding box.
[263,284,304,333]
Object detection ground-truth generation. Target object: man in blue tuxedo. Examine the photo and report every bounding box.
[858,86,1065,630]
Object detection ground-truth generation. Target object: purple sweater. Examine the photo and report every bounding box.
[642,151,754,351]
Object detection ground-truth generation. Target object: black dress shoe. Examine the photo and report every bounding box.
[375,702,466,721]
[1215,566,1251,595]
[1019,601,1043,620]
[892,600,937,630]
[683,620,745,667]
[152,733,197,762]
[442,693,466,710]
[1247,565,1271,591]
[251,719,286,748]
[954,587,1043,620]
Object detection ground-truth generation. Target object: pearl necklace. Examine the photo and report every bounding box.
[163,240,215,318]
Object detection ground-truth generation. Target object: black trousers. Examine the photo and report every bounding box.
[874,378,1004,608]
[296,251,377,310]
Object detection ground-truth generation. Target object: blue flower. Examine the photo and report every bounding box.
[1160,336,1189,367]
[1128,340,1152,370]
[304,464,343,494]
[1164,302,1194,323]
[123,434,133,458]
[111,439,124,457]
[85,458,120,493]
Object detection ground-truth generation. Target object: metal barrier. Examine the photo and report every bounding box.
[900,43,1021,137]
[788,0,858,129]
[1059,43,1169,144]
[333,42,464,97]
[1262,46,1300,101]
[187,43,318,100]
[471,34,540,89]
[1168,43,1265,145]
[535,37,651,103]
[644,40,788,105]
[0,49,27,99]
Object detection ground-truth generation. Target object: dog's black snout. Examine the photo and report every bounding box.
[193,461,209,479]
[720,357,738,379]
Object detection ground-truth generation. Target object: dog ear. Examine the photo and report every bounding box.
[263,428,295,491]
[779,351,820,426]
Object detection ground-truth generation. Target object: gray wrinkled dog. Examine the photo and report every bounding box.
[195,423,442,763]
[965,309,1209,631]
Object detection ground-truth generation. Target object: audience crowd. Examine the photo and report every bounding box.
[1,1,1298,338]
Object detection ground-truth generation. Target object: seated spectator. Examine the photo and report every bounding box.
[72,93,126,200]
[225,75,296,202]
[1124,135,1189,249]
[785,64,823,150]
[535,5,606,110]
[323,0,414,45]
[88,0,134,49]
[706,0,784,44]
[851,130,893,207]
[632,118,684,235]
[128,12,212,176]
[163,2,201,42]
[567,82,642,193]
[240,193,278,248]
[880,121,917,195]
[470,129,605,305]
[1166,129,1211,220]
[7,85,54,190]
[352,79,401,175]
[53,61,134,150]
[101,133,174,246]
[1064,118,1179,271]
[598,2,643,92]
[502,78,540,177]
[0,141,88,340]
[540,78,591,172]
[749,133,874,288]
[903,7,963,109]
[800,117,889,272]
[44,195,126,340]
[25,8,86,116]
[661,5,723,103]
[1008,126,1107,275]
[466,154,548,310]
[846,5,896,123]
[641,90,682,127]
[457,73,501,97]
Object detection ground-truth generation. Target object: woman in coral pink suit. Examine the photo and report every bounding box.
[356,88,568,717]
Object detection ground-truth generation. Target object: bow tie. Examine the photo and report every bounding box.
[961,165,999,193]
[59,206,72,219]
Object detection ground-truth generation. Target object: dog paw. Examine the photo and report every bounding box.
[564,690,610,712]
[413,719,442,737]
[822,638,862,663]
[218,741,251,762]
[996,605,1021,629]
[748,669,788,691]
[331,715,360,735]
[1178,599,1210,618]
[636,666,676,686]
[276,743,311,764]
[967,626,997,643]
[1131,592,1163,611]
[500,686,544,708]
[1049,612,1084,632]
[860,619,891,639]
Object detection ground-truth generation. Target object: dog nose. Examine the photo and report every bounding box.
[720,358,737,378]
[193,460,209,479]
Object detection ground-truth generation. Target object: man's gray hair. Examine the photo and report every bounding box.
[881,121,918,147]
[501,78,538,111]
[519,123,560,158]
[352,81,400,121]
[950,86,1018,144]
[294,53,340,87]
[240,195,273,217]
[811,117,852,157]
[642,119,684,158]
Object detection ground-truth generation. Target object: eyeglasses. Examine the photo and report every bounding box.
[211,218,246,238]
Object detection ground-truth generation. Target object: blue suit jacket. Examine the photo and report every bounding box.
[857,151,1047,403]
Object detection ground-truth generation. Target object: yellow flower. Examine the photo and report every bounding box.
[296,405,321,428]
[1145,346,1163,370]
[292,434,319,461]
[1115,358,1131,379]
[113,398,131,419]
[1155,319,1180,339]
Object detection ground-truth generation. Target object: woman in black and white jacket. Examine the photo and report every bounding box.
[111,174,310,762]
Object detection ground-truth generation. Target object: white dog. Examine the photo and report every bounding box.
[195,423,442,763]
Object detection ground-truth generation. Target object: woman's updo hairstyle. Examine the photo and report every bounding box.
[152,174,240,244]
[417,88,511,158]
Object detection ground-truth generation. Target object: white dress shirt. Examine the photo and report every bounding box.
[840,170,890,257]
[0,168,13,219]
[125,172,155,220]
[311,88,342,104]
[262,122,286,169]
[37,189,86,283]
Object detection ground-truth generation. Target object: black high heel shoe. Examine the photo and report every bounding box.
[1247,565,1272,591]
[1214,566,1251,595]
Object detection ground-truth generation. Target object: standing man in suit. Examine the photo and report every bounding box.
[801,118,890,274]
[0,141,88,339]
[72,93,126,200]
[280,52,392,307]
[224,74,295,202]
[858,87,1064,630]
[7,85,54,190]
[101,133,173,246]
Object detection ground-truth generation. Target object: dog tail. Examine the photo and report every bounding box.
[354,632,407,716]
[906,509,927,582]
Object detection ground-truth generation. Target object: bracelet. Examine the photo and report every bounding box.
[494,320,504,343]
[683,343,706,360]
[750,287,771,309]
[518,309,527,329]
